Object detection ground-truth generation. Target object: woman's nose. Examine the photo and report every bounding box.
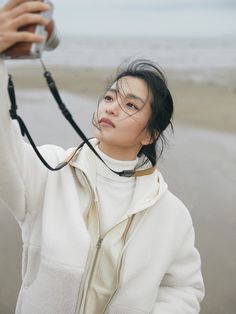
[105,100,119,115]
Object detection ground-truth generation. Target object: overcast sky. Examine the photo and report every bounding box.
[54,0,236,9]
[1,0,236,37]
[53,0,236,37]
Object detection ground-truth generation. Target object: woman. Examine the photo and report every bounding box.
[0,1,205,313]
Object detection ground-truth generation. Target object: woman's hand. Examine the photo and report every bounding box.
[0,0,50,53]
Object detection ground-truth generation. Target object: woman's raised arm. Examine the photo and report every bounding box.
[0,0,55,222]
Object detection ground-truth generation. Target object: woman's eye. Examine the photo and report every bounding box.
[126,103,138,110]
[104,95,113,101]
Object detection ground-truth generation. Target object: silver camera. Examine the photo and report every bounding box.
[2,0,60,59]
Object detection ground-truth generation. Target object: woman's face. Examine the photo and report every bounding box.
[94,75,152,160]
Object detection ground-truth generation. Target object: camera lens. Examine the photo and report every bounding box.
[45,21,61,51]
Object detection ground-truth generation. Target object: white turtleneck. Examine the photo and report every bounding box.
[95,146,138,235]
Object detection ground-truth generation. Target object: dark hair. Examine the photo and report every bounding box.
[105,59,174,166]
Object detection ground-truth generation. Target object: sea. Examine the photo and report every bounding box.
[7,35,236,85]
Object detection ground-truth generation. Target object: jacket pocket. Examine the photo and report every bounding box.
[20,258,83,314]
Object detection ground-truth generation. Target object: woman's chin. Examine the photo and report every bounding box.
[94,129,102,142]
[94,128,110,142]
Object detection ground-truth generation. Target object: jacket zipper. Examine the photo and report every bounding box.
[74,172,149,314]
[76,210,135,313]
[102,215,135,314]
[80,236,104,312]
[103,209,150,313]
[73,173,121,314]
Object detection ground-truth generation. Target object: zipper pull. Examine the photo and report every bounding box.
[96,237,103,249]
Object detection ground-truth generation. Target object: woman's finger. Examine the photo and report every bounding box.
[2,0,29,11]
[10,30,45,43]
[9,1,49,19]
[11,12,49,29]
[12,29,46,42]
[0,30,45,53]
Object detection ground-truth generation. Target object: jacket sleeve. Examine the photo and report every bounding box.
[0,58,49,223]
[153,224,205,314]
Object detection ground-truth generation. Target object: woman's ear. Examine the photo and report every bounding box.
[141,133,152,146]
[141,130,159,146]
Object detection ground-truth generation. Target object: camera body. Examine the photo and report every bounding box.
[2,0,60,59]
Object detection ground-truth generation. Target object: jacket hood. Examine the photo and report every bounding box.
[69,138,168,215]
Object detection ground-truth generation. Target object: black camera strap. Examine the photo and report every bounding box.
[8,74,67,171]
[8,64,155,177]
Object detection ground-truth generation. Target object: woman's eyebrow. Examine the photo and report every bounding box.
[108,88,145,105]
[107,88,117,95]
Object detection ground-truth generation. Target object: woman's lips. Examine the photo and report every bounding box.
[99,118,115,127]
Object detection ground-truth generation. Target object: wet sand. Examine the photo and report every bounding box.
[0,67,236,314]
[7,65,236,134]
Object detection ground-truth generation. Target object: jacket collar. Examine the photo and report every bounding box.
[69,138,168,215]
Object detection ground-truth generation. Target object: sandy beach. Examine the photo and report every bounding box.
[0,65,236,314]
[7,65,236,134]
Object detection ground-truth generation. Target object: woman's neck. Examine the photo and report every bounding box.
[95,145,138,181]
[98,142,141,161]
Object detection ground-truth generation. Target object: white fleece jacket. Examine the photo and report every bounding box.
[0,59,205,314]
